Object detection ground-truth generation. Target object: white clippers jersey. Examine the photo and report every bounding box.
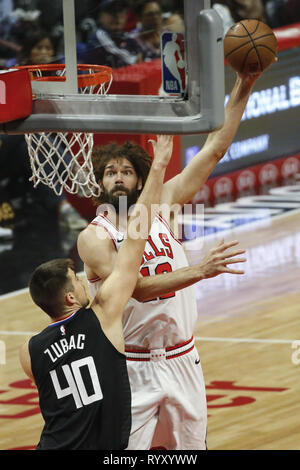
[86,213,198,349]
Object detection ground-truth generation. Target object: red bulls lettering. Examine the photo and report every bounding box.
[143,250,155,262]
[142,233,173,263]
[148,235,165,257]
[159,233,174,259]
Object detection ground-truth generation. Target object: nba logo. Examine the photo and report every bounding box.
[60,325,66,336]
[161,32,186,96]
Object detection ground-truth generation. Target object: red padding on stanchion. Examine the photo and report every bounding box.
[275,22,300,51]
[0,68,32,124]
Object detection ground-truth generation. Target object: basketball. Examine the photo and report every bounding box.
[224,19,278,74]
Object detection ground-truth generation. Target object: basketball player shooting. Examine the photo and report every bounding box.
[78,71,265,450]
[18,136,173,450]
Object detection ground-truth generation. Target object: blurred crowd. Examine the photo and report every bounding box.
[0,0,299,69]
[0,0,299,293]
[0,0,185,68]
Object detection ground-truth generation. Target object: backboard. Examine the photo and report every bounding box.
[0,0,225,135]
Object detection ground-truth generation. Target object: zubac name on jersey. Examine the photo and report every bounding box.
[44,334,86,363]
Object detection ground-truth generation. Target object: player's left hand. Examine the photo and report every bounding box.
[238,57,277,83]
[199,239,247,279]
[148,135,174,169]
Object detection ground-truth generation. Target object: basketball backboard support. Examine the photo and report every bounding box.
[0,0,225,135]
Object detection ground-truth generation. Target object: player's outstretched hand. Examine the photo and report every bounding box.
[148,135,173,170]
[238,56,277,85]
[198,239,246,279]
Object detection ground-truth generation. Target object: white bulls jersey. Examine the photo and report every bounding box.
[86,212,198,349]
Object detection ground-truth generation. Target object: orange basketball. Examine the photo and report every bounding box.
[224,19,278,74]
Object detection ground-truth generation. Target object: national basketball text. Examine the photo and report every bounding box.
[224,75,300,122]
[165,80,180,91]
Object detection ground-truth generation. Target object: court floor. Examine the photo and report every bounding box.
[0,192,300,450]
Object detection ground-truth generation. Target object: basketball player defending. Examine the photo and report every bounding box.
[78,73,261,450]
[18,136,173,450]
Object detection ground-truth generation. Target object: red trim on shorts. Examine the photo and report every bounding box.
[166,345,194,359]
[125,337,193,354]
[125,346,150,354]
[125,337,194,361]
[165,337,194,352]
[126,357,150,362]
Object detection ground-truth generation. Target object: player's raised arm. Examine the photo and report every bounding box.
[93,135,173,321]
[161,72,261,207]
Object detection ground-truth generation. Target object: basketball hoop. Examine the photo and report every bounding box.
[16,64,113,198]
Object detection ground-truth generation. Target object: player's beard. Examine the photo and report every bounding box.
[102,184,140,214]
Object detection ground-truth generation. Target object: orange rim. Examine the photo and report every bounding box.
[15,64,112,88]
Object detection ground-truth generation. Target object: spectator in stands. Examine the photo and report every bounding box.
[0,133,87,233]
[262,0,285,28]
[132,0,163,60]
[0,0,12,18]
[6,4,42,44]
[162,11,184,33]
[160,0,183,16]
[0,0,13,32]
[281,0,300,25]
[0,1,45,66]
[0,0,20,65]
[36,0,97,33]
[211,1,235,35]
[84,0,144,68]
[212,1,266,26]
[263,0,300,28]
[211,0,266,35]
[16,30,57,65]
[36,0,98,60]
[1,29,87,232]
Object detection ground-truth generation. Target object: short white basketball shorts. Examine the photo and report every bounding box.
[125,337,207,450]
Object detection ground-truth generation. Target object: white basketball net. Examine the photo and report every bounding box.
[25,132,99,198]
[25,66,112,198]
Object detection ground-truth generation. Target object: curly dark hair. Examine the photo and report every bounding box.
[92,140,153,205]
